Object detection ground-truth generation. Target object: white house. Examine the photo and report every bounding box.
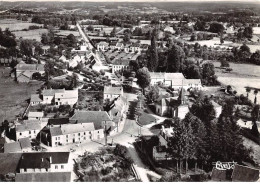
[28,111,44,121]
[42,89,78,106]
[97,41,109,51]
[16,120,41,140]
[103,86,124,101]
[112,58,131,73]
[153,126,174,161]
[18,152,71,173]
[30,94,43,105]
[115,42,124,50]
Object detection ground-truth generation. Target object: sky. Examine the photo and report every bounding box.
[1,0,260,2]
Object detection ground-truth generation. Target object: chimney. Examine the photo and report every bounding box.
[49,156,52,164]
[41,158,43,162]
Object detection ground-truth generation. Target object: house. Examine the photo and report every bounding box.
[18,152,71,173]
[155,88,189,119]
[15,64,45,83]
[47,118,70,127]
[211,100,222,118]
[0,153,22,176]
[164,73,185,87]
[15,172,71,182]
[48,122,97,146]
[150,72,165,86]
[115,42,124,50]
[42,88,78,106]
[211,167,229,181]
[16,120,41,140]
[112,58,131,73]
[97,41,109,51]
[231,164,260,182]
[109,41,117,50]
[103,86,123,101]
[42,45,50,55]
[18,137,31,152]
[4,142,22,153]
[130,42,141,53]
[124,43,132,53]
[55,89,78,106]
[236,119,260,132]
[30,94,43,105]
[153,125,174,161]
[28,111,44,121]
[164,26,175,34]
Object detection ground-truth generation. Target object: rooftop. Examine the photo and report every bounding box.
[19,137,31,150]
[15,172,71,182]
[42,88,65,96]
[16,122,41,132]
[112,58,130,66]
[16,64,44,72]
[104,86,123,95]
[70,110,112,130]
[31,94,43,102]
[28,111,44,118]
[4,142,22,153]
[232,164,260,182]
[0,153,22,175]
[19,152,70,169]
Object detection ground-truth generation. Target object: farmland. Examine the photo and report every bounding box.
[13,29,48,42]
[0,67,42,124]
[212,61,260,102]
[0,19,43,31]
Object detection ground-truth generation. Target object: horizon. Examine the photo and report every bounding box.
[1,0,259,2]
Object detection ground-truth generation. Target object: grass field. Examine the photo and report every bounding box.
[212,61,260,102]
[0,67,42,123]
[13,29,48,42]
[0,19,43,31]
[55,30,80,37]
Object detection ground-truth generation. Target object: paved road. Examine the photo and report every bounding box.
[76,22,93,50]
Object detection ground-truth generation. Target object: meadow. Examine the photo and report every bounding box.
[0,19,43,31]
[13,29,48,42]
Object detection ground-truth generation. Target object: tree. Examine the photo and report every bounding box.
[123,32,131,43]
[167,44,185,72]
[69,73,79,89]
[246,87,251,98]
[220,59,230,68]
[251,104,260,122]
[208,22,224,33]
[250,50,260,65]
[190,96,216,124]
[243,26,253,39]
[147,29,158,72]
[201,63,218,86]
[32,72,42,80]
[254,89,258,104]
[146,85,159,103]
[110,27,116,37]
[136,67,151,94]
[87,25,94,32]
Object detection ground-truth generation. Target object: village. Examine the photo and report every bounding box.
[0,1,260,182]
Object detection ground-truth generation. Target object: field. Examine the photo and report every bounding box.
[243,137,260,166]
[13,29,48,42]
[212,61,260,102]
[0,19,43,31]
[0,67,42,123]
[55,30,80,37]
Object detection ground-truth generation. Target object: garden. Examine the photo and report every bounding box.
[75,144,135,182]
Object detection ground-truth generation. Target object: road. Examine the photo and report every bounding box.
[76,22,93,50]
[42,92,161,181]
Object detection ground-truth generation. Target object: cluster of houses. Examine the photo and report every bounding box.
[97,41,149,54]
[0,152,72,182]
[15,63,45,83]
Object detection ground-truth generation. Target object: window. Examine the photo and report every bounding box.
[20,133,22,136]
[66,135,68,138]
[97,131,99,133]
[58,98,60,101]
[29,131,31,134]
[61,165,64,169]
[55,165,58,169]
[84,132,86,135]
[78,133,80,136]
[34,130,36,134]
[89,132,91,134]
[24,168,27,172]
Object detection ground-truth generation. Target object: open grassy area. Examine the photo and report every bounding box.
[243,137,260,167]
[0,19,43,31]
[55,30,80,37]
[0,67,42,123]
[13,29,48,42]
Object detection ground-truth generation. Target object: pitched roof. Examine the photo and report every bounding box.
[16,122,41,132]
[42,89,65,96]
[19,137,31,150]
[50,127,63,136]
[16,64,44,72]
[150,72,165,79]
[19,70,34,78]
[48,118,70,126]
[183,79,201,85]
[211,167,228,181]
[104,86,123,95]
[4,142,22,153]
[164,73,185,80]
[0,153,22,175]
[116,42,124,47]
[31,94,43,102]
[55,89,78,99]
[112,58,130,65]
[19,152,70,169]
[28,111,44,118]
[98,41,109,46]
[60,122,95,135]
[15,172,72,182]
[70,110,112,130]
[232,164,260,182]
